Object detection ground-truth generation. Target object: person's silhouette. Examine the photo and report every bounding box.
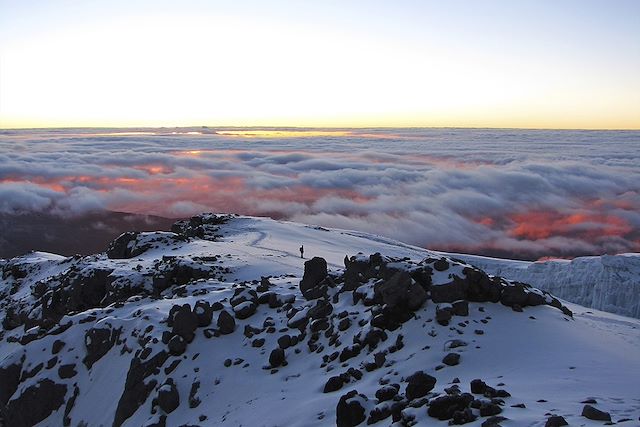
[299,245,304,258]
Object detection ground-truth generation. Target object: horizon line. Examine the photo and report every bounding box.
[2,124,639,132]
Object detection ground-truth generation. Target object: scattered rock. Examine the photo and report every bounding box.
[217,310,236,335]
[405,371,437,400]
[545,415,568,427]
[442,353,461,366]
[157,379,180,413]
[336,390,367,427]
[581,404,611,422]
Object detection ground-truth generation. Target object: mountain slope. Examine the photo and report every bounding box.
[1,214,639,427]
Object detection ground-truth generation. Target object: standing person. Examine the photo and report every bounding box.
[299,245,304,258]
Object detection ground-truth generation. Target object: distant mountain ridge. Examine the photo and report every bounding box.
[0,211,176,259]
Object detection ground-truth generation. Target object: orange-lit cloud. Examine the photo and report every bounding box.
[1,128,639,260]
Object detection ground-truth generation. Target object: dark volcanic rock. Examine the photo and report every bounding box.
[269,348,285,367]
[323,375,345,393]
[427,393,474,420]
[405,371,437,400]
[171,304,198,342]
[336,390,367,427]
[168,335,187,356]
[193,300,213,327]
[113,350,169,427]
[5,379,67,427]
[157,379,180,414]
[545,415,568,427]
[374,270,427,311]
[106,231,140,259]
[217,310,236,335]
[581,404,611,422]
[442,353,461,366]
[0,362,21,405]
[308,299,333,319]
[300,257,328,300]
[58,363,77,379]
[83,327,120,369]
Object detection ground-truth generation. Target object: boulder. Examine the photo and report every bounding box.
[442,353,461,366]
[300,257,328,300]
[427,393,474,420]
[106,232,139,259]
[405,371,437,400]
[581,404,611,422]
[217,310,236,335]
[545,415,568,427]
[157,379,180,414]
[374,271,427,311]
[269,348,285,367]
[336,390,368,427]
[171,304,198,342]
[193,300,213,327]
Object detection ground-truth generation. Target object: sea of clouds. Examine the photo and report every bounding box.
[1,127,638,260]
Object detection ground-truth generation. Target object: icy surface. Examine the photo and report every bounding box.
[450,252,640,318]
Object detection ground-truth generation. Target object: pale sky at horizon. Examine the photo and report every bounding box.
[1,0,639,129]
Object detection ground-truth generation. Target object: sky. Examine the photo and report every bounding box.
[0,0,639,129]
[1,128,639,260]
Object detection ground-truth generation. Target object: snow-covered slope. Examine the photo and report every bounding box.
[447,253,640,319]
[1,214,639,427]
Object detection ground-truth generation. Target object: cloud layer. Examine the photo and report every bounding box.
[1,128,638,260]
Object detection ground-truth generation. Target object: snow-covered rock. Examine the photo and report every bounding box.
[0,214,638,426]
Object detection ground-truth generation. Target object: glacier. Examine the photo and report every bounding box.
[448,253,640,319]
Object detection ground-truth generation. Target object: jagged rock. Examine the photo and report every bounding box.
[84,327,120,369]
[405,371,437,400]
[374,271,427,311]
[442,353,460,366]
[581,404,611,421]
[113,350,169,427]
[217,310,236,334]
[0,362,21,405]
[336,390,368,427]
[545,415,568,426]
[324,376,345,393]
[300,257,328,300]
[157,379,180,413]
[470,379,488,394]
[451,408,477,424]
[427,393,474,420]
[4,379,67,426]
[106,232,140,259]
[308,299,333,319]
